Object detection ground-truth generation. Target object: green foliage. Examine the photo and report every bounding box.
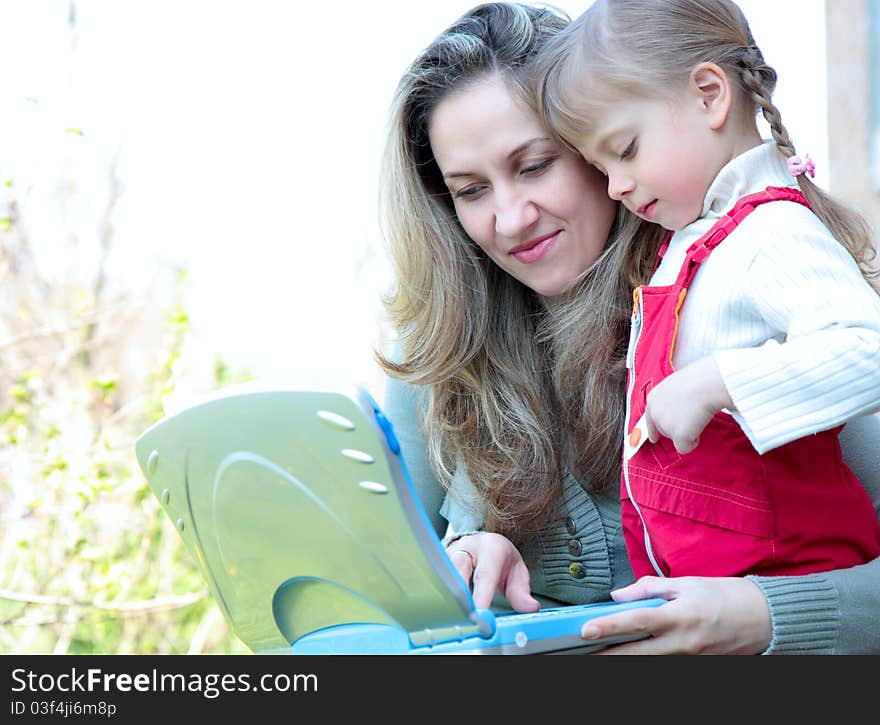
[0,214,250,656]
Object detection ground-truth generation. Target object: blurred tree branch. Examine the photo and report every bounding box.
[0,588,208,611]
[0,2,243,655]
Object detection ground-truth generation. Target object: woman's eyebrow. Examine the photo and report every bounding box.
[442,137,552,179]
[506,136,552,160]
[443,169,476,180]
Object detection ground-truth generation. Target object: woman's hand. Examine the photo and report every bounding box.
[581,575,772,655]
[446,532,540,613]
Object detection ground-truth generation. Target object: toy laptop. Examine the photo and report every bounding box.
[134,384,664,654]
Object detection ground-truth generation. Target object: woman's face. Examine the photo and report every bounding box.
[428,75,617,297]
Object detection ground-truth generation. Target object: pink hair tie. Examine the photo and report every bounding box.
[787,153,815,178]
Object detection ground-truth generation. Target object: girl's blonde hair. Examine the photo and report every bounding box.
[537,0,878,284]
[377,2,662,543]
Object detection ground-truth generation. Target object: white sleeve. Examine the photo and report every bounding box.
[714,207,880,453]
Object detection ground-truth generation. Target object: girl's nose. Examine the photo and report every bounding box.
[607,171,635,201]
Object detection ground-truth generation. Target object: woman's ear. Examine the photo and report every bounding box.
[689,62,732,131]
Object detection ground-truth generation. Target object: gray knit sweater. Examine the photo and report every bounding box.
[383,375,880,654]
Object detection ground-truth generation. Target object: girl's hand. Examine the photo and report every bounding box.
[581,575,772,654]
[644,356,733,454]
[446,532,540,613]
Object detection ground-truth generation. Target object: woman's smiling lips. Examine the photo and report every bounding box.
[508,231,560,264]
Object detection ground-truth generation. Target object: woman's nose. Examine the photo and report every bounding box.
[494,189,539,237]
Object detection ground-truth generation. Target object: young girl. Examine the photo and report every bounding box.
[537,0,880,579]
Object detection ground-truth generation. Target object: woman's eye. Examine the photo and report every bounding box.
[521,158,554,175]
[454,185,484,200]
[620,140,636,160]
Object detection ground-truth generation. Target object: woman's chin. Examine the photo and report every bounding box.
[524,275,579,299]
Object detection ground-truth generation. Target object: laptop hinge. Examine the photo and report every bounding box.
[408,608,496,648]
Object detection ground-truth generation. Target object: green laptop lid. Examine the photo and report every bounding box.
[134,385,477,653]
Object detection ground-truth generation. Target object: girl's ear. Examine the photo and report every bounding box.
[689,62,732,130]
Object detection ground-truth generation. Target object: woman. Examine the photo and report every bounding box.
[378,1,880,654]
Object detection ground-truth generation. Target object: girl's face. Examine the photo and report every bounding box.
[427,75,617,298]
[574,86,732,232]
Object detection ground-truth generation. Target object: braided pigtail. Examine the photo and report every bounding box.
[737,46,879,288]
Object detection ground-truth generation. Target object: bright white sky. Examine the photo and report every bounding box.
[0,0,827,402]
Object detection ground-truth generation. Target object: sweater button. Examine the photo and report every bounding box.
[565,516,577,535]
[568,562,586,579]
[568,539,582,556]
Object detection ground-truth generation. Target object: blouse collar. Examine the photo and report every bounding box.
[701,139,797,220]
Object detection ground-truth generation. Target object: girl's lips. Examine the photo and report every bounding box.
[638,200,657,220]
[510,231,560,264]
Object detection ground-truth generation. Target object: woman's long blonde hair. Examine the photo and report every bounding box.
[377,2,661,543]
[536,0,878,285]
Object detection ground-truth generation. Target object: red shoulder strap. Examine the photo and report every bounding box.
[673,186,810,287]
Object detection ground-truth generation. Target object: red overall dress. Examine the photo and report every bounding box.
[622,186,880,579]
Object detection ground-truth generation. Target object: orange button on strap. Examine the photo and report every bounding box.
[632,288,642,316]
[629,427,642,447]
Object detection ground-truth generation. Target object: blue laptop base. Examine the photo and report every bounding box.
[286,599,664,655]
[134,384,665,655]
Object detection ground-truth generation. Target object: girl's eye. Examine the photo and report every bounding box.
[620,140,636,160]
[521,158,554,175]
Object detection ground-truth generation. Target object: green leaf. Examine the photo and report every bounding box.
[90,375,118,396]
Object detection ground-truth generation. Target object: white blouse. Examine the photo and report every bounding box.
[649,140,880,453]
